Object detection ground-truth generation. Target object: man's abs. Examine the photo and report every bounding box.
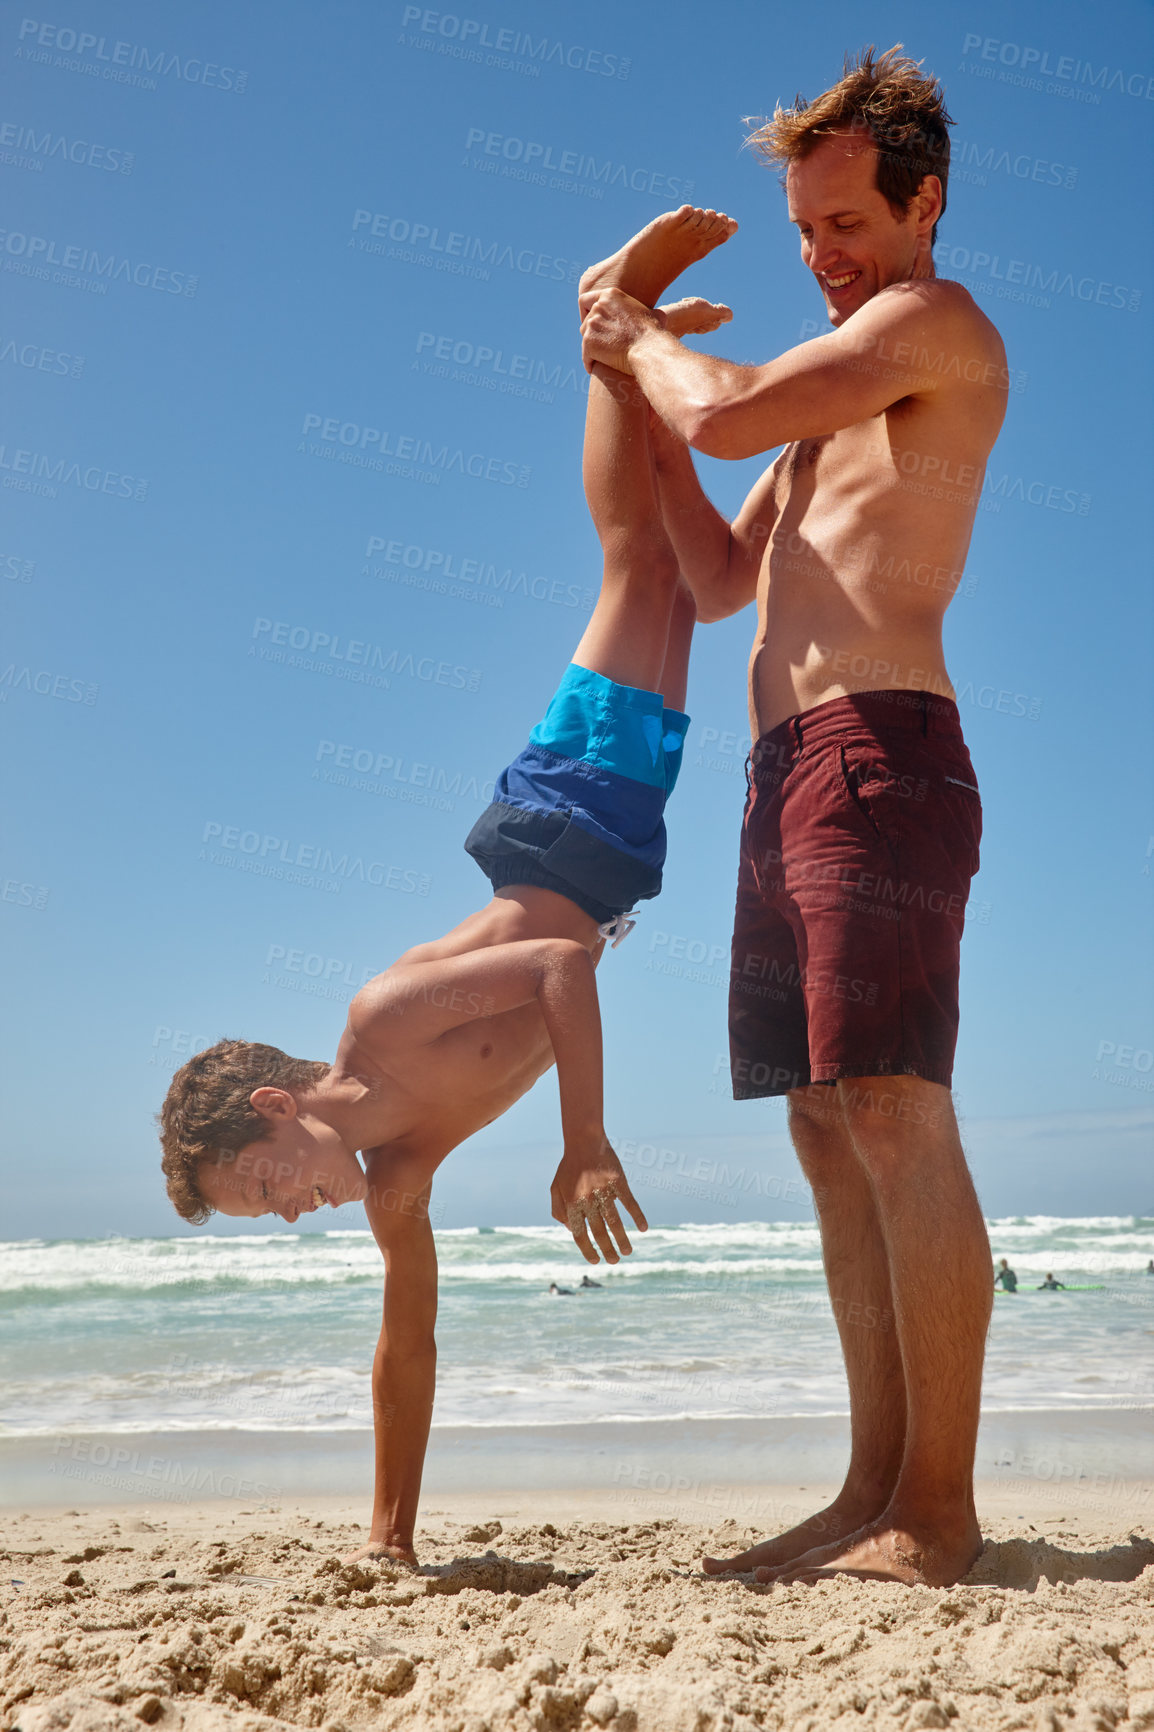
[749,398,989,735]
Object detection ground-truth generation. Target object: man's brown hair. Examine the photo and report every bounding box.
[746,44,954,246]
[158,1039,328,1224]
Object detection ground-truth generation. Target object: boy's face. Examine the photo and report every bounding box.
[197,1089,369,1223]
[786,131,938,327]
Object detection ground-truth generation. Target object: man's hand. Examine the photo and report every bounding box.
[551,1135,648,1265]
[580,287,661,376]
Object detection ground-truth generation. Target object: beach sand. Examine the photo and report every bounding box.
[3,1487,1153,1732]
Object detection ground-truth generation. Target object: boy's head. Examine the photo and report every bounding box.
[748,44,952,325]
[159,1039,368,1225]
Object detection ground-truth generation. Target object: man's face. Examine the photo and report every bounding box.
[786,132,933,327]
[197,1092,368,1223]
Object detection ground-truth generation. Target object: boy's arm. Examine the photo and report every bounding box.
[339,1163,439,1565]
[354,943,646,1262]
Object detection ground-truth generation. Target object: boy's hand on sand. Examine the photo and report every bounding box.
[551,1139,648,1265]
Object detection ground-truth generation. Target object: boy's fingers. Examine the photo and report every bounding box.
[569,1217,600,1265]
[618,1180,649,1235]
[601,1201,633,1258]
[588,1210,619,1265]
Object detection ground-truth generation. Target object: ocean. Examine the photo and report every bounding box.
[3,1216,1152,1443]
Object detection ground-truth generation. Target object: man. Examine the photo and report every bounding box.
[158,229,737,1565]
[580,46,1007,1587]
[994,1258,1019,1292]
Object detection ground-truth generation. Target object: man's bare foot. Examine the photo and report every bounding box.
[579,205,737,313]
[340,1539,419,1569]
[702,1490,887,1576]
[655,296,733,338]
[754,1511,984,1588]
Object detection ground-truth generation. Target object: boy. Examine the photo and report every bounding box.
[159,206,736,1562]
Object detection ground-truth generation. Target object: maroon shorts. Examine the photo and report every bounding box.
[729,690,982,1099]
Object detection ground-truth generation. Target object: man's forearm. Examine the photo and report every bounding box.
[628,326,753,450]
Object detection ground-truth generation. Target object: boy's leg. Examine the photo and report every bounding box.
[571,361,685,703]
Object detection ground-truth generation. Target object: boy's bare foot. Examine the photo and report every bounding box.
[655,296,733,338]
[753,1510,985,1588]
[340,1539,419,1569]
[579,205,737,313]
[702,1487,889,1576]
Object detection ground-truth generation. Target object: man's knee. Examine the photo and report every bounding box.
[837,1076,958,1167]
[787,1081,845,1139]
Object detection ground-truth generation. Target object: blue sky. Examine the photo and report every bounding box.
[3,0,1152,1239]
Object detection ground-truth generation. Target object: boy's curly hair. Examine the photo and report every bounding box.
[746,44,954,246]
[158,1039,328,1224]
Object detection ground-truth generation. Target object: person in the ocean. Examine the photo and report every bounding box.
[994,1260,1018,1292]
[1037,1272,1066,1290]
[157,207,739,1565]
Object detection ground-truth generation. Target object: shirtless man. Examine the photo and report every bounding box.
[157,219,737,1565]
[579,47,1007,1587]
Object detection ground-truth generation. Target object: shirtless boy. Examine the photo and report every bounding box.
[580,47,1007,1587]
[158,214,736,1564]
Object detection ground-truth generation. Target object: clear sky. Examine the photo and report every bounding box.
[3,0,1152,1239]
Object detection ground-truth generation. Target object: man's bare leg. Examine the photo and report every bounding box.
[704,1086,907,1574]
[759,1077,991,1588]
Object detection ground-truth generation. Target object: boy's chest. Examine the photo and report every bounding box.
[397,1002,555,1127]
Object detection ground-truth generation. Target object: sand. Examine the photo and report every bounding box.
[3,1490,1154,1732]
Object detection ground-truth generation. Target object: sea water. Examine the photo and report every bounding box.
[2,1217,1152,1439]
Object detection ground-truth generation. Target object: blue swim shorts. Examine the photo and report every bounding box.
[464,662,691,925]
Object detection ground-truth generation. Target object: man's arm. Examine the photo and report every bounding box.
[649,412,780,622]
[584,278,986,461]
